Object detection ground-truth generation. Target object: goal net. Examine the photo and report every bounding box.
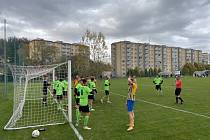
[4,61,72,130]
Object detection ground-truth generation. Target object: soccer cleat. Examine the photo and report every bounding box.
[100,99,103,104]
[83,126,91,130]
[90,108,95,111]
[126,124,134,127]
[127,126,134,131]
[107,101,112,103]
[75,123,79,127]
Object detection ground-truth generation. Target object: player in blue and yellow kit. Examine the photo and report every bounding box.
[126,77,137,131]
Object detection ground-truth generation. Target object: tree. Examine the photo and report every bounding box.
[81,30,108,62]
[182,63,196,75]
[154,67,158,76]
[157,68,161,73]
[71,54,111,78]
[204,64,210,70]
[144,69,148,77]
[139,70,145,77]
[148,68,154,77]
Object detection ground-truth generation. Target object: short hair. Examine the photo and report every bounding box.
[82,78,87,84]
[91,77,94,81]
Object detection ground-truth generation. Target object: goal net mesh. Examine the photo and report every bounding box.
[4,62,71,130]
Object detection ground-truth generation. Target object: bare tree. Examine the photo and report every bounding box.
[81,30,108,62]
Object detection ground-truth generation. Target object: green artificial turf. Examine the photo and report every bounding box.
[1,77,210,140]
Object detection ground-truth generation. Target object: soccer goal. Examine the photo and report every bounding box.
[4,61,72,130]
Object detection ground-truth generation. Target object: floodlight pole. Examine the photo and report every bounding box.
[4,19,7,96]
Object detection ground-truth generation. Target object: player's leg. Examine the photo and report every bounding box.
[89,94,95,111]
[155,85,158,94]
[82,105,91,130]
[106,90,111,103]
[127,100,134,131]
[53,89,56,97]
[101,90,107,103]
[42,89,47,104]
[175,89,179,104]
[75,98,80,126]
[178,89,184,104]
[160,85,163,93]
[56,95,63,110]
[63,91,67,98]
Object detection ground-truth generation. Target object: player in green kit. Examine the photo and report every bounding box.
[101,76,111,103]
[153,75,163,94]
[52,76,59,97]
[75,78,82,126]
[55,79,64,110]
[62,79,68,98]
[88,77,97,111]
[79,78,92,130]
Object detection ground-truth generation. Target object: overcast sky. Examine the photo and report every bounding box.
[0,0,210,53]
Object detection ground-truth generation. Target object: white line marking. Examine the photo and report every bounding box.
[69,122,84,140]
[48,89,83,140]
[112,92,210,119]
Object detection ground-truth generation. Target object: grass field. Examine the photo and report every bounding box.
[1,77,210,140]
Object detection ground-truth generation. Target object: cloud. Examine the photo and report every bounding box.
[0,0,209,52]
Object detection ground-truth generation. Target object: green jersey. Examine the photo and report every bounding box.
[104,80,110,91]
[62,80,68,91]
[89,81,96,90]
[87,79,91,88]
[79,86,91,106]
[52,80,59,90]
[75,83,82,98]
[153,77,163,85]
[56,81,64,95]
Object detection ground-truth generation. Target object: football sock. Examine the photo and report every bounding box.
[84,116,89,126]
[76,108,80,123]
[176,97,178,103]
[179,97,183,102]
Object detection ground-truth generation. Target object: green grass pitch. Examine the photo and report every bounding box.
[1,77,210,140]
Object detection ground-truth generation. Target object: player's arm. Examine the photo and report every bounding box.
[87,87,92,95]
[104,82,109,86]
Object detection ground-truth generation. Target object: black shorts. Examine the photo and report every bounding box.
[175,88,181,96]
[75,98,80,105]
[88,94,94,99]
[155,85,161,90]
[79,105,90,113]
[105,90,109,95]
[63,91,67,96]
[57,95,63,100]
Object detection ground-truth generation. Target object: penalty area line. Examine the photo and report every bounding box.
[112,92,210,120]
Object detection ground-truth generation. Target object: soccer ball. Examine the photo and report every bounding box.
[32,129,40,138]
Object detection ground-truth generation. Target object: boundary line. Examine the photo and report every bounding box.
[112,92,210,119]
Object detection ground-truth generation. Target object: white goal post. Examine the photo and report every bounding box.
[4,61,72,130]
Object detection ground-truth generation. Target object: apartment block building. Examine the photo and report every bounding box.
[28,39,90,62]
[111,41,209,77]
[202,53,209,64]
